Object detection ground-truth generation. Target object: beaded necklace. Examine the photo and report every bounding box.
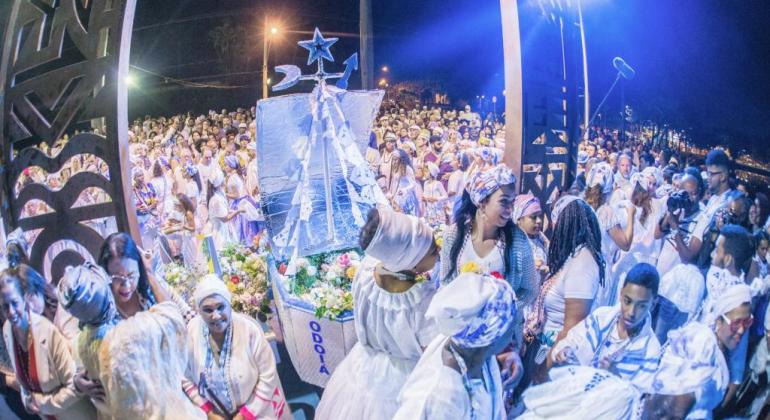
[203,322,235,413]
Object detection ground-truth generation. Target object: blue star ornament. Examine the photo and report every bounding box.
[298,28,338,65]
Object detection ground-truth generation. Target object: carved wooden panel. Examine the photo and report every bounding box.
[518,0,583,228]
[0,0,138,283]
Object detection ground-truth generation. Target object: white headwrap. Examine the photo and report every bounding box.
[629,172,650,192]
[550,195,581,227]
[425,272,516,348]
[586,162,615,195]
[364,209,434,273]
[714,283,751,317]
[193,274,232,308]
[58,262,117,326]
[208,167,225,188]
[642,166,663,189]
[658,264,705,316]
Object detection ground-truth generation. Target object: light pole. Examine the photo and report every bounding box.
[262,20,279,99]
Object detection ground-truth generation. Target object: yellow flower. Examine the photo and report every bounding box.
[460,261,481,274]
[346,266,357,280]
[435,237,443,248]
[226,282,237,293]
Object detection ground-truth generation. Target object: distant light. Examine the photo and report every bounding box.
[503,89,506,96]
[379,78,387,87]
[267,77,272,85]
[382,65,389,72]
[124,73,135,87]
[270,27,279,35]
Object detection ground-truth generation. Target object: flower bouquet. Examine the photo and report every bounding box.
[164,262,202,304]
[276,250,361,319]
[218,244,272,321]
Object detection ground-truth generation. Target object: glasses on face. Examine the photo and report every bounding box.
[721,314,753,333]
[110,272,139,286]
[708,170,724,178]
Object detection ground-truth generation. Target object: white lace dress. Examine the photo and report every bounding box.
[315,257,438,420]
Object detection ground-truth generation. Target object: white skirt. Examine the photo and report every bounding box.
[315,343,418,420]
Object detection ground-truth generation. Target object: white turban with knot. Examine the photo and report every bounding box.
[586,162,615,195]
[193,273,232,309]
[658,264,705,316]
[364,209,434,274]
[426,272,517,348]
[714,283,752,318]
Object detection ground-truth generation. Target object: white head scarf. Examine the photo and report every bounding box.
[193,274,232,308]
[426,272,516,348]
[658,264,705,316]
[586,162,615,195]
[629,172,650,192]
[714,283,751,318]
[364,209,434,273]
[209,167,225,188]
[550,195,581,227]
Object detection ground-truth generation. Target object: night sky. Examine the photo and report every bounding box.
[124,0,770,154]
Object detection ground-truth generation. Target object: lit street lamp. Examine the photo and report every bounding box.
[381,65,389,72]
[262,19,280,99]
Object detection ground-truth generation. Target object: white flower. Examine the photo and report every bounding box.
[325,270,338,282]
[233,261,243,270]
[307,265,318,277]
[295,257,310,268]
[325,293,340,308]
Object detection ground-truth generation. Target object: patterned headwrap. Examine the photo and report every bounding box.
[157,156,170,170]
[512,193,542,222]
[58,262,117,327]
[426,272,516,348]
[586,162,615,195]
[426,162,440,178]
[465,163,516,206]
[476,146,502,166]
[131,166,144,179]
[642,166,663,189]
[224,155,239,169]
[184,163,198,177]
[550,194,582,227]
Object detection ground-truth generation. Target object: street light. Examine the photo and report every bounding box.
[124,73,135,87]
[381,65,389,72]
[262,19,280,99]
[378,78,387,87]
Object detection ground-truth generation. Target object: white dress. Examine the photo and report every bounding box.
[315,257,438,420]
[208,191,236,250]
[595,203,624,307]
[393,335,505,420]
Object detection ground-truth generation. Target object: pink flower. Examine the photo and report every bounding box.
[336,253,351,268]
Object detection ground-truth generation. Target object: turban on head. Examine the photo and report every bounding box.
[464,163,516,206]
[586,162,615,195]
[131,166,144,179]
[426,272,517,348]
[715,283,751,318]
[58,262,116,327]
[364,209,434,274]
[209,167,225,188]
[512,193,542,222]
[224,155,239,169]
[193,274,232,309]
[630,172,650,192]
[550,195,582,227]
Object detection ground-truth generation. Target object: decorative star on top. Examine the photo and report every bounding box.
[298,28,338,66]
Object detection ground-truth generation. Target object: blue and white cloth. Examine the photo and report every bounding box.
[551,305,661,392]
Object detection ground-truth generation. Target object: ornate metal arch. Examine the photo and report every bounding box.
[0,0,138,283]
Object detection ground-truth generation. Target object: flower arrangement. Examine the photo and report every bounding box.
[164,262,201,304]
[459,261,503,280]
[219,244,272,321]
[277,249,362,319]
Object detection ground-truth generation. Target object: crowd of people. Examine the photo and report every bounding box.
[1,103,770,419]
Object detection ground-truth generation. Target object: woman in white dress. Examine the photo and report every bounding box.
[393,272,517,420]
[583,162,635,308]
[184,275,291,419]
[315,209,439,420]
[223,155,258,244]
[206,167,241,251]
[422,162,448,227]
